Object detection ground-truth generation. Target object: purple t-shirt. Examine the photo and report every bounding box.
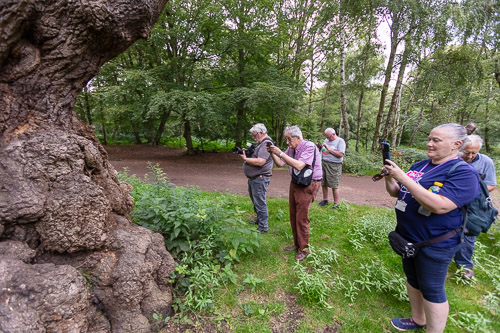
[396,158,480,248]
[284,140,323,181]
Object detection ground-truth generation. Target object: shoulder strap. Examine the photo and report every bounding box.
[445,159,469,242]
[312,142,317,166]
[293,141,317,166]
[448,160,467,175]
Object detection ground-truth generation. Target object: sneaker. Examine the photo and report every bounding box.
[318,200,329,207]
[390,318,426,331]
[331,204,339,210]
[248,220,257,225]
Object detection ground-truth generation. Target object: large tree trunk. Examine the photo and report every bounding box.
[0,1,174,332]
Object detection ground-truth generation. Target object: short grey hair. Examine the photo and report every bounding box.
[250,123,267,134]
[325,128,335,136]
[463,134,483,150]
[434,123,467,149]
[284,125,303,139]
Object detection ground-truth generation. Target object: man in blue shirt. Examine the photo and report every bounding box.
[454,134,497,279]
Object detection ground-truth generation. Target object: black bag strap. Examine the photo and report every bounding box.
[415,226,463,248]
[447,160,470,242]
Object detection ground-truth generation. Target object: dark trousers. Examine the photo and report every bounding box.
[288,181,321,254]
[248,176,271,232]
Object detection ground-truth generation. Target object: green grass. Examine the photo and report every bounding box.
[155,190,499,333]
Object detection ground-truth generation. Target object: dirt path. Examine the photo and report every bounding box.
[105,144,396,209]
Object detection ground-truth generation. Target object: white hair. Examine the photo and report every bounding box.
[325,128,336,136]
[250,123,267,134]
[463,134,483,150]
[284,125,303,139]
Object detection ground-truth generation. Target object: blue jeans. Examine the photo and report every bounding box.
[454,235,476,269]
[248,176,270,232]
[403,244,461,303]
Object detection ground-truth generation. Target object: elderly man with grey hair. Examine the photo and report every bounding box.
[239,123,274,233]
[454,134,497,279]
[268,125,322,261]
[318,128,346,209]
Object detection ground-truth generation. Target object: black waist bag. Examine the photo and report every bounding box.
[388,228,462,259]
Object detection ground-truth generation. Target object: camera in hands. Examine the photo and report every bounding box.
[234,142,256,158]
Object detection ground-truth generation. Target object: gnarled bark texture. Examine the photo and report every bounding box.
[0,1,173,332]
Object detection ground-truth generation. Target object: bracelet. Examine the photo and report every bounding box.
[279,152,284,158]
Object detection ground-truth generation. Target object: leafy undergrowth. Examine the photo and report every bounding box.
[120,166,500,333]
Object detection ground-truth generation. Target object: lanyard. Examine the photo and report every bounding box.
[414,157,458,183]
[400,157,458,200]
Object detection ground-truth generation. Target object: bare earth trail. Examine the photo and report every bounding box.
[106,145,396,209]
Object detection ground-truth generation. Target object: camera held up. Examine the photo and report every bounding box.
[234,142,256,158]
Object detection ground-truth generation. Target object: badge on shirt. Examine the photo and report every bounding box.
[395,200,407,212]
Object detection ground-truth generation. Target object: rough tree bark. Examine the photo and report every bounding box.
[0,1,174,332]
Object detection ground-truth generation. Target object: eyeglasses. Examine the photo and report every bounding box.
[285,136,295,142]
[462,151,478,155]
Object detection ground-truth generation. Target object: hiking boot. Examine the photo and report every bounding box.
[331,204,339,210]
[318,200,328,207]
[390,318,426,331]
[283,245,298,252]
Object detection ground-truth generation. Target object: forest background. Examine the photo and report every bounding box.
[76,0,500,154]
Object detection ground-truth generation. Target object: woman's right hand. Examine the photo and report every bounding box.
[382,160,406,182]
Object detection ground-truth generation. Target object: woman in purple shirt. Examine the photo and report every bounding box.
[383,123,480,332]
[269,125,322,261]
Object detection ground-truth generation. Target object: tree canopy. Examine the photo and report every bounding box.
[77,0,500,153]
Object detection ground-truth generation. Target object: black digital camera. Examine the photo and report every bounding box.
[233,142,256,158]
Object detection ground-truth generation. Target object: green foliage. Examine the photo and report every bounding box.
[119,164,261,313]
[342,148,380,175]
[347,214,396,250]
[448,311,491,332]
[122,163,259,260]
[242,274,265,291]
[119,166,499,332]
[293,246,340,308]
[294,261,333,308]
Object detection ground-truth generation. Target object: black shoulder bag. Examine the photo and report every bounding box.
[291,144,317,187]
